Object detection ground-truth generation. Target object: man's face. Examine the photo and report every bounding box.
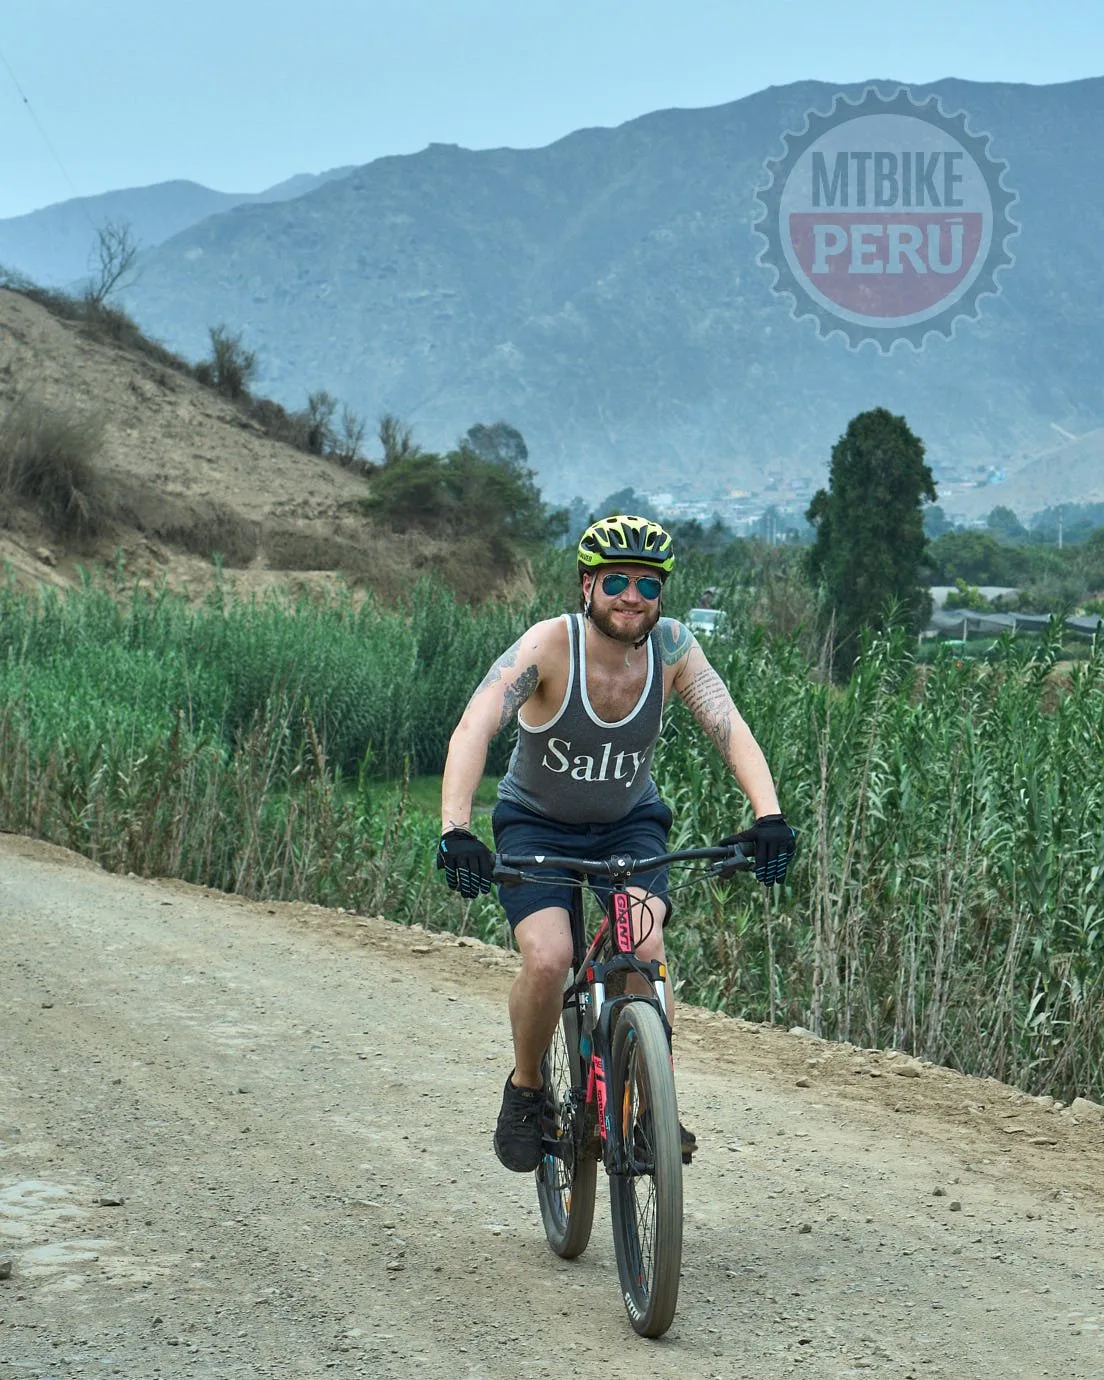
[585,563,663,645]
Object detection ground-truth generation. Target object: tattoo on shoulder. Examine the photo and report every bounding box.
[498,664,539,732]
[658,619,693,666]
[475,638,522,694]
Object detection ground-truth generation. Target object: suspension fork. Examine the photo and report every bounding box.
[578,887,671,1157]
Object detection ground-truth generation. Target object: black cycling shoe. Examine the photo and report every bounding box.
[680,1121,697,1165]
[494,1074,546,1172]
[631,1114,697,1168]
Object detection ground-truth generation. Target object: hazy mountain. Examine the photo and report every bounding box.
[0,167,355,289]
[948,427,1104,520]
[100,79,1104,506]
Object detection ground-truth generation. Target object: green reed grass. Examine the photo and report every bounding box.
[1,564,1101,1101]
[654,608,1104,1102]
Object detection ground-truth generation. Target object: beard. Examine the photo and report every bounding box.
[588,600,661,645]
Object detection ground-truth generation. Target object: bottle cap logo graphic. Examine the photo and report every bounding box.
[754,87,1018,350]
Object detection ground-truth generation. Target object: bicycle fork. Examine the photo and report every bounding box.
[579,959,671,1177]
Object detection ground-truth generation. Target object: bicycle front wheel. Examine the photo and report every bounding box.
[609,1001,683,1338]
[536,1000,598,1259]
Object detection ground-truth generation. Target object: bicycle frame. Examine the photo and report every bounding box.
[497,844,752,1176]
[567,884,669,1176]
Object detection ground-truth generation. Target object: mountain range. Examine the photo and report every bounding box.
[0,168,354,290]
[3,78,1102,513]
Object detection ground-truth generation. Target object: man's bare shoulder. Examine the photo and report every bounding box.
[656,616,696,666]
[472,616,568,695]
[513,614,570,665]
[527,614,571,644]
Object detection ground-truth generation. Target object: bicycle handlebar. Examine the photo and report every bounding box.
[493,842,754,886]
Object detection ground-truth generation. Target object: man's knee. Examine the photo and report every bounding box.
[636,936,666,967]
[633,896,669,959]
[515,911,573,986]
[519,940,573,987]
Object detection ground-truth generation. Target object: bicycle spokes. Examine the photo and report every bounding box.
[609,1003,683,1337]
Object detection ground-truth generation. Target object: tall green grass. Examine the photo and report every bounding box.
[0,569,557,776]
[1,564,1101,1100]
[655,601,1104,1102]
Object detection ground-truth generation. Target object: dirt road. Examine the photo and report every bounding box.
[2,832,1103,1379]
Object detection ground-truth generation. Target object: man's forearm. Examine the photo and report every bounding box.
[724,713,782,818]
[441,721,491,831]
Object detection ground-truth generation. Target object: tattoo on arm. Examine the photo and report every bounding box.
[474,639,521,695]
[658,620,693,666]
[497,664,539,732]
[678,664,734,758]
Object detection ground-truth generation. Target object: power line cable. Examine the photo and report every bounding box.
[0,41,95,226]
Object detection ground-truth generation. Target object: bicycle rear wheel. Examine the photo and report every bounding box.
[609,1001,683,1338]
[536,999,597,1258]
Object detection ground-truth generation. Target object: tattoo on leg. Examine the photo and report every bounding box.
[498,664,539,731]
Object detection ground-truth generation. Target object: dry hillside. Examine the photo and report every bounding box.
[947,426,1104,522]
[0,289,492,602]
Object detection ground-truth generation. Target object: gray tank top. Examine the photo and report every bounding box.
[497,613,663,823]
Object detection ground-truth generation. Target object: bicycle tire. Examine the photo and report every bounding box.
[535,999,598,1259]
[609,1001,683,1337]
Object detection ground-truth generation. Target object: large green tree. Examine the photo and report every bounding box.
[363,443,567,572]
[986,504,1027,542]
[806,408,936,663]
[462,421,529,470]
[925,530,1034,586]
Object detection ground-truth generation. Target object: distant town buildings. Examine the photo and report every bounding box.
[641,471,818,537]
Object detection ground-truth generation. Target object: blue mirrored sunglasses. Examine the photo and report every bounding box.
[601,572,663,601]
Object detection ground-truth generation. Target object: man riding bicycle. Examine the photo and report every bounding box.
[437,514,795,1173]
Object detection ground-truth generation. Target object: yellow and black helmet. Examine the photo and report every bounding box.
[577,514,675,574]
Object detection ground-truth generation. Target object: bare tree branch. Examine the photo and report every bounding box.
[85,221,139,308]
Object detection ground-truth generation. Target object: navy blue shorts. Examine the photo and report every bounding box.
[491,796,674,932]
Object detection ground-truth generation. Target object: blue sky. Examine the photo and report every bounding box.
[2,0,1101,220]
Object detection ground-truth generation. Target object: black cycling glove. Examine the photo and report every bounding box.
[720,814,796,886]
[436,827,495,898]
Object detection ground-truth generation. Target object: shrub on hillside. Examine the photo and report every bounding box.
[331,404,369,470]
[109,484,260,567]
[167,504,260,568]
[378,413,418,464]
[362,445,567,568]
[79,298,186,371]
[247,391,370,470]
[304,390,337,454]
[0,391,106,538]
[199,324,257,400]
[246,395,310,450]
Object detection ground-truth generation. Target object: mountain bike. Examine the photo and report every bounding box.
[493,840,753,1338]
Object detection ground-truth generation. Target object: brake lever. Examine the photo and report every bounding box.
[711,844,754,879]
[492,864,525,887]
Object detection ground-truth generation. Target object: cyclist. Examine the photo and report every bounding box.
[437,514,795,1173]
